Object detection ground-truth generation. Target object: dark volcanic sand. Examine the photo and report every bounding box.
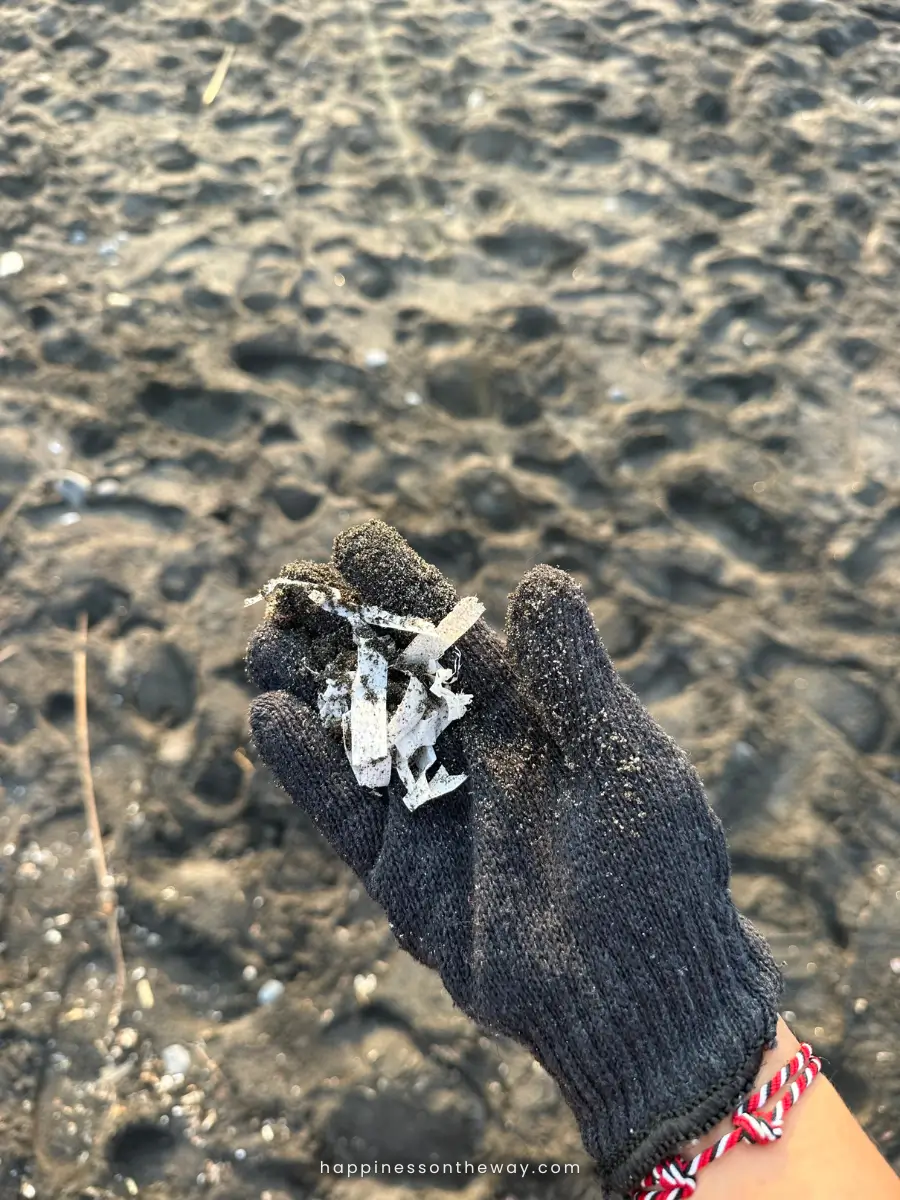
[2,0,900,1196]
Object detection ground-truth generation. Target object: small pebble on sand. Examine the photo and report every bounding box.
[0,251,25,278]
[54,471,91,507]
[161,1043,191,1076]
[257,979,285,1005]
[353,973,377,1004]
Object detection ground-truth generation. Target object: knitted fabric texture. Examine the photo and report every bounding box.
[246,520,783,1193]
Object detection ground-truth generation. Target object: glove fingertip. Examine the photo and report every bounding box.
[246,625,319,703]
[249,690,386,876]
[250,690,327,794]
[505,565,620,749]
[507,564,606,663]
[333,519,456,621]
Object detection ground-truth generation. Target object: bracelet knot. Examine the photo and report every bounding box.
[733,1109,784,1144]
[640,1159,697,1198]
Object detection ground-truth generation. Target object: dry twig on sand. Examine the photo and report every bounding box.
[203,46,235,106]
[74,611,126,1038]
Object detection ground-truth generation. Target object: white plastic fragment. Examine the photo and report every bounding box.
[397,595,485,668]
[430,663,474,723]
[395,760,433,811]
[414,744,436,774]
[387,676,429,747]
[361,609,431,634]
[318,678,350,725]
[244,576,483,809]
[426,764,469,799]
[350,633,391,787]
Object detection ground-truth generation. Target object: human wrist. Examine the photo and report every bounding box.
[678,1016,801,1159]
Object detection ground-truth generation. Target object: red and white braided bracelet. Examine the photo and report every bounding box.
[630,1041,822,1199]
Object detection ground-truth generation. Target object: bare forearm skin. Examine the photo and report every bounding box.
[674,1018,900,1199]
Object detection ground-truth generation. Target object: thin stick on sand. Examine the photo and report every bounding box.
[74,612,126,1036]
[203,46,235,107]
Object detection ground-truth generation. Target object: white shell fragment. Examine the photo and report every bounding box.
[245,577,484,810]
[0,251,25,278]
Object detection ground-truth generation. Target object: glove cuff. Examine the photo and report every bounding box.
[600,1014,775,1194]
[531,910,782,1193]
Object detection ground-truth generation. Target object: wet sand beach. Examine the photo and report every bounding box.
[1,0,899,1195]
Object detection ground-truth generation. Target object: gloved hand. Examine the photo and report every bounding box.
[246,520,782,1193]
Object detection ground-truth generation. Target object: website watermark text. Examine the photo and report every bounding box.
[321,1161,580,1177]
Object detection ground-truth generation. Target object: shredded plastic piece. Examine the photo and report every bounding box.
[397,596,486,668]
[317,679,349,725]
[246,577,484,810]
[350,631,391,787]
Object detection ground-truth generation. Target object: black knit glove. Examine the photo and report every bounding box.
[246,520,782,1193]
